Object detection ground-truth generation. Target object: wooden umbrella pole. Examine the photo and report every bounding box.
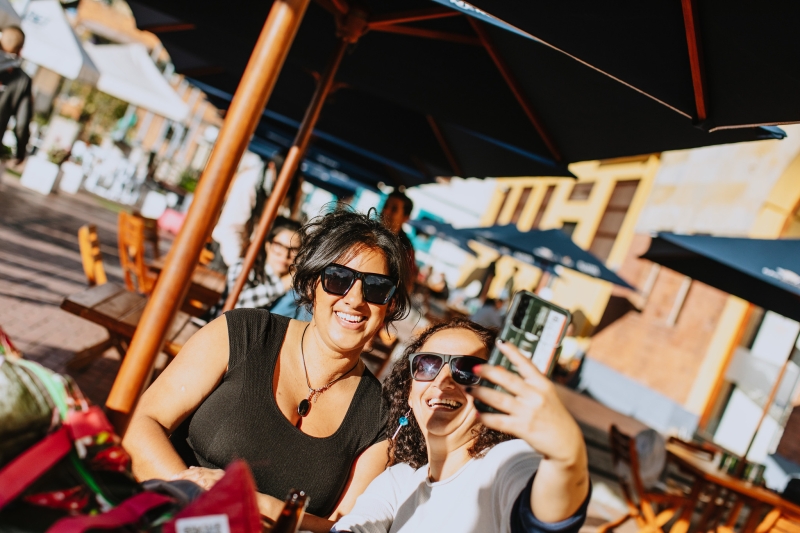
[105,0,311,432]
[223,35,352,312]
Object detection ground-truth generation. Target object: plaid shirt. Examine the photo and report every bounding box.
[226,260,287,310]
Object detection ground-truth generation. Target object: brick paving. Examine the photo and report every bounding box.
[0,171,637,532]
[0,173,160,405]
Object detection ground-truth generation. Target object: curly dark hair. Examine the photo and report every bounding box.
[292,206,411,324]
[384,318,513,469]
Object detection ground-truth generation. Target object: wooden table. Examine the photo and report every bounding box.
[60,283,199,369]
[667,442,800,533]
[148,257,226,315]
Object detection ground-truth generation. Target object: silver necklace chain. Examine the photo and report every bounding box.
[300,324,360,405]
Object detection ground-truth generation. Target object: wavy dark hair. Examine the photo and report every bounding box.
[292,206,411,324]
[384,318,513,469]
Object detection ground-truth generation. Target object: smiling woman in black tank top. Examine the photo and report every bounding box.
[122,209,412,533]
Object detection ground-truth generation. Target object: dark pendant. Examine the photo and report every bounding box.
[297,399,310,417]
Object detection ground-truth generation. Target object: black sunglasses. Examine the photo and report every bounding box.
[321,264,398,305]
[408,352,486,386]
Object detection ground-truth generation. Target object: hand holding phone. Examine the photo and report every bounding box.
[475,291,571,414]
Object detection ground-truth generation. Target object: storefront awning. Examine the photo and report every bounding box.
[84,42,188,122]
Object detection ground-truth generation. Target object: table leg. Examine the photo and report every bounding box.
[742,502,767,533]
[670,477,704,533]
[724,498,745,530]
[696,485,721,533]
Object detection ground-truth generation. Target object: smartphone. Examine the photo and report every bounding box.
[474,290,571,414]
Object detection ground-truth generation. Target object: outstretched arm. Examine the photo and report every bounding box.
[468,340,590,524]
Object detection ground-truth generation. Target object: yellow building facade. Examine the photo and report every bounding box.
[471,155,660,337]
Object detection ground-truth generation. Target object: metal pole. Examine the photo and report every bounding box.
[105,0,312,432]
[223,36,351,311]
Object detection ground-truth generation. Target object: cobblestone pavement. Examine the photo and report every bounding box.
[0,173,633,532]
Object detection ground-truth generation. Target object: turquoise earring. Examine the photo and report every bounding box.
[392,409,412,440]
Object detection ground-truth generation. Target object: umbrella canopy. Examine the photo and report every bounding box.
[473,225,635,289]
[126,0,783,187]
[84,43,189,122]
[189,70,575,190]
[641,233,800,321]
[447,1,800,131]
[408,218,476,254]
[247,134,380,198]
[20,0,98,83]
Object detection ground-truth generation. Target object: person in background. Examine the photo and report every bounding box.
[225,216,301,310]
[502,265,519,301]
[380,190,416,285]
[210,154,272,270]
[470,297,506,330]
[333,318,590,533]
[0,27,31,165]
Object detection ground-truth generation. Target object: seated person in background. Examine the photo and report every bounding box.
[427,271,449,302]
[470,297,506,330]
[333,318,590,533]
[123,209,412,533]
[225,216,301,310]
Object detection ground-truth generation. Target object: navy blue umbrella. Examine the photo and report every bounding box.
[445,0,800,131]
[128,0,782,189]
[472,225,635,289]
[408,218,476,254]
[641,233,800,321]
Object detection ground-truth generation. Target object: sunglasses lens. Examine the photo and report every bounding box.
[411,354,444,381]
[451,357,482,385]
[363,275,397,304]
[323,265,354,295]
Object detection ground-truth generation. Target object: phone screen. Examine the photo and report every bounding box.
[475,291,571,413]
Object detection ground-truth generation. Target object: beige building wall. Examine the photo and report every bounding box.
[477,155,660,336]
[587,125,800,420]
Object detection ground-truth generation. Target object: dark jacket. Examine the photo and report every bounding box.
[0,67,32,161]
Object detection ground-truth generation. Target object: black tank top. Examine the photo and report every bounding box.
[172,309,387,517]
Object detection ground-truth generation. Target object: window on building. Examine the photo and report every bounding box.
[568,182,594,201]
[494,188,512,224]
[560,222,578,238]
[510,187,532,224]
[589,179,640,262]
[532,185,555,229]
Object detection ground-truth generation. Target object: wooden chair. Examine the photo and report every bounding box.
[751,509,800,533]
[118,211,157,295]
[598,425,691,533]
[78,224,107,286]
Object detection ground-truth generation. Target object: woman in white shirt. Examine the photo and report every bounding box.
[333,318,590,533]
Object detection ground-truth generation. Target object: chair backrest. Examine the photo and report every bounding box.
[132,211,160,259]
[756,510,800,533]
[118,212,155,294]
[78,224,107,286]
[609,425,649,509]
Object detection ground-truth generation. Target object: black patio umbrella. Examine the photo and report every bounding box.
[196,78,573,189]
[641,233,800,322]
[247,135,380,198]
[473,225,635,289]
[447,0,800,130]
[128,0,784,187]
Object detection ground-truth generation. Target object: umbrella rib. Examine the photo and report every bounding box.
[467,18,562,163]
[370,25,480,46]
[368,7,459,28]
[426,115,464,177]
[681,0,708,123]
